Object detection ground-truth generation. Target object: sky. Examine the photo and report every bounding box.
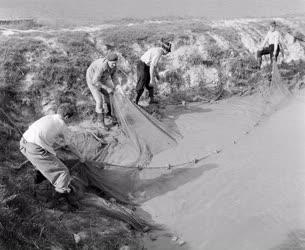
[0,0,304,24]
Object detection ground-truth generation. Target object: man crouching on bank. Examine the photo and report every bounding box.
[20,104,79,208]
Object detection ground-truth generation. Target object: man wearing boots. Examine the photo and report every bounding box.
[86,53,120,130]
[135,41,171,105]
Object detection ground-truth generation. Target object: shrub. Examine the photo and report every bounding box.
[164,69,184,90]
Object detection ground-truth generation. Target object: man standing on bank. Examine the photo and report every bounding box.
[86,53,120,130]
[135,41,171,105]
[257,21,284,69]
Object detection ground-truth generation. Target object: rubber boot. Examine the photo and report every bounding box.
[256,51,262,69]
[62,189,80,210]
[148,87,158,104]
[47,190,79,211]
[34,170,47,184]
[103,103,110,116]
[149,96,159,104]
[105,103,118,126]
[135,89,144,105]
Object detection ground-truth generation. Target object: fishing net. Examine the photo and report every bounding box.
[259,63,293,118]
[57,89,182,208]
[56,61,295,231]
[111,90,182,166]
[58,95,182,230]
[65,89,182,169]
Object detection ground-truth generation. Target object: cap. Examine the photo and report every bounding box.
[106,53,118,61]
[270,21,276,26]
[161,42,171,53]
[57,103,75,118]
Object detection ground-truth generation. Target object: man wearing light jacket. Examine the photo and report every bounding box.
[257,21,284,69]
[135,41,171,105]
[86,53,120,129]
[20,104,79,207]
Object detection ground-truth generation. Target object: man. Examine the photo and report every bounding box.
[257,21,284,69]
[86,53,120,130]
[135,41,171,105]
[20,104,78,207]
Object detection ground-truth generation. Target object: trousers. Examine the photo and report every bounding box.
[20,138,71,193]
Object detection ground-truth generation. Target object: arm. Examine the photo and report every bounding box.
[91,67,103,87]
[92,64,113,93]
[273,32,280,57]
[59,124,85,160]
[111,70,120,88]
[154,68,160,81]
[279,33,285,57]
[149,52,162,84]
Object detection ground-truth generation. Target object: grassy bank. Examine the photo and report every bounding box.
[0,17,305,249]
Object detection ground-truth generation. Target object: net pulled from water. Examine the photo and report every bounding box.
[111,90,182,167]
[260,63,293,117]
[55,89,183,220]
[80,193,160,232]
[57,61,295,232]
[65,90,182,169]
[65,168,159,232]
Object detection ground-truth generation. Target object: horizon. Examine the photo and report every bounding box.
[0,0,304,25]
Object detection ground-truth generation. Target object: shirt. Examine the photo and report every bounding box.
[262,30,282,48]
[23,114,72,155]
[86,58,119,88]
[140,47,163,67]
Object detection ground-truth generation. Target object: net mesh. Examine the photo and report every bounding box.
[260,63,293,118]
[66,90,182,168]
[60,90,183,204]
[111,91,182,166]
[62,62,294,206]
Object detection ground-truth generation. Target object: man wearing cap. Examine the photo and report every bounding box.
[20,104,79,207]
[135,41,171,105]
[86,53,120,129]
[257,21,284,69]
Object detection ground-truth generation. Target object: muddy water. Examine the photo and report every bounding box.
[140,90,305,250]
[139,93,268,181]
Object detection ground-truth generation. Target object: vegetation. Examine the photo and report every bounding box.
[0,33,142,249]
[0,17,305,249]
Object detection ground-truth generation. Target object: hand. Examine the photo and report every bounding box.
[115,85,124,94]
[149,78,155,86]
[107,87,114,94]
[102,102,109,113]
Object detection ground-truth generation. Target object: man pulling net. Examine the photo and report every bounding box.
[86,53,120,130]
